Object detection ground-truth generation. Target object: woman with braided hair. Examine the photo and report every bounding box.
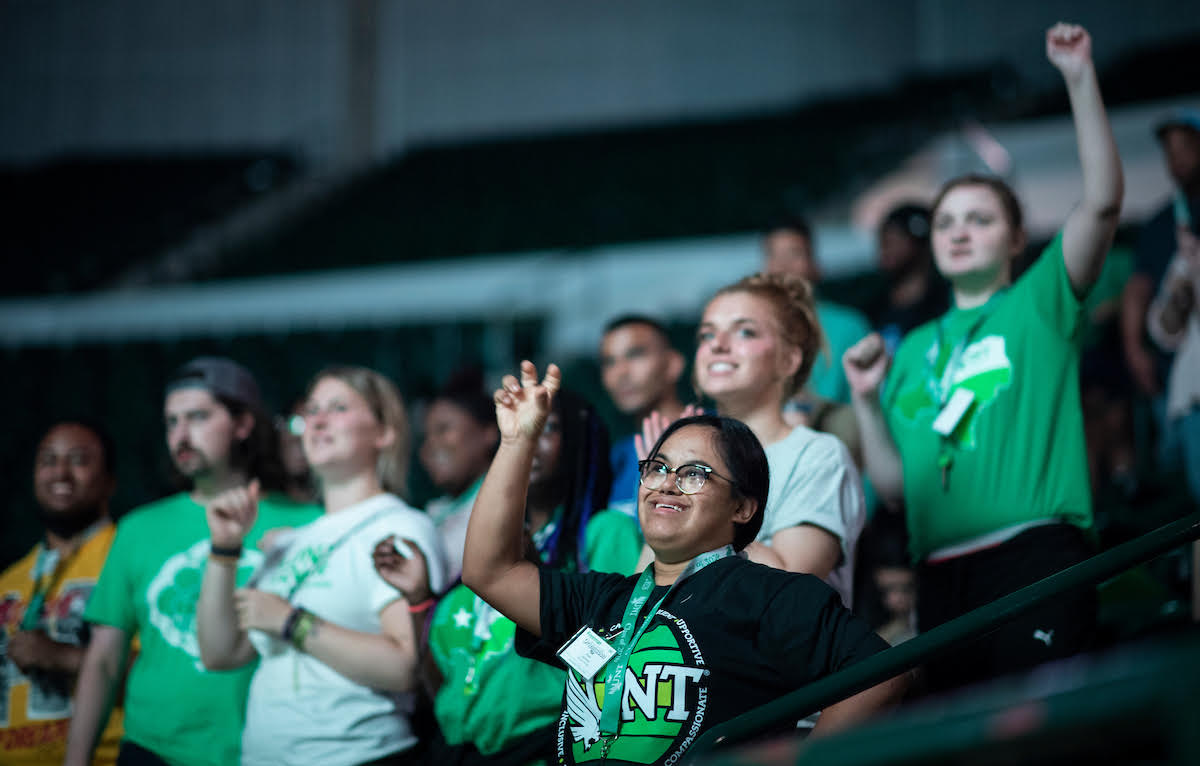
[374,386,641,765]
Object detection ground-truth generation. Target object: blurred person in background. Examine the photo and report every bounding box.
[1122,110,1200,476]
[277,397,318,505]
[598,316,685,519]
[2,420,122,766]
[374,387,641,765]
[197,366,448,766]
[763,215,873,406]
[854,514,917,646]
[420,368,501,577]
[844,23,1122,692]
[66,358,321,766]
[868,203,949,354]
[1146,227,1200,503]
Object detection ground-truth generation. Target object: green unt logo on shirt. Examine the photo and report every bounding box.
[895,335,1014,450]
[561,613,707,764]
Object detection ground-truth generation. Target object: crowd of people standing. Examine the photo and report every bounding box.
[2,21,1198,766]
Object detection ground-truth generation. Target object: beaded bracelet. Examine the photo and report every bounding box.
[290,609,317,651]
[280,607,304,643]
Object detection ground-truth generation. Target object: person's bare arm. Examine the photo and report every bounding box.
[1121,274,1160,395]
[6,630,86,676]
[767,525,842,579]
[64,625,129,766]
[1049,24,1124,296]
[290,597,420,691]
[461,361,560,636]
[843,334,904,505]
[811,673,909,737]
[198,555,258,669]
[1148,234,1200,348]
[197,481,261,669]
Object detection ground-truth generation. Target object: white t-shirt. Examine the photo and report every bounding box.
[241,493,450,766]
[426,478,483,578]
[760,425,865,608]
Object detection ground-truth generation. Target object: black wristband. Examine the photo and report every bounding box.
[281,606,304,642]
[210,543,243,559]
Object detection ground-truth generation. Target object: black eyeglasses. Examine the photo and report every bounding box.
[637,458,736,495]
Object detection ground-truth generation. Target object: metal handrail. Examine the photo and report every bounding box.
[685,510,1200,762]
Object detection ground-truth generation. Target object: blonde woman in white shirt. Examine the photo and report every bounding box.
[197,366,448,766]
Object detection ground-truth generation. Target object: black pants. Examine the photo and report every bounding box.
[422,725,556,766]
[916,523,1097,694]
[116,741,169,766]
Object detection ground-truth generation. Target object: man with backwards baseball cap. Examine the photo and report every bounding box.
[66,358,320,766]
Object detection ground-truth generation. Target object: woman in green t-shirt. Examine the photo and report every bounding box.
[375,387,642,765]
[844,23,1123,692]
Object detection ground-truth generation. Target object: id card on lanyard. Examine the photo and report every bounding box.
[556,545,735,755]
[929,291,1004,490]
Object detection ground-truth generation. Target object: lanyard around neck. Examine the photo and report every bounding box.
[248,505,391,598]
[929,289,1005,490]
[930,290,1005,407]
[597,545,735,736]
[21,520,109,631]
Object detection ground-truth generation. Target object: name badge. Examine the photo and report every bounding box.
[557,626,617,680]
[932,387,975,437]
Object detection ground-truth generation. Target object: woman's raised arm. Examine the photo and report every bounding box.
[1050,23,1124,296]
[461,361,559,636]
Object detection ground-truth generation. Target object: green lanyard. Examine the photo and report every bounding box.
[929,291,1005,489]
[248,506,391,598]
[597,545,735,737]
[20,521,108,631]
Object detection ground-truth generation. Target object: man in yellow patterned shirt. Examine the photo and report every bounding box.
[1,420,123,765]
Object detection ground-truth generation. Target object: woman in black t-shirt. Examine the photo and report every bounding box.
[461,362,906,765]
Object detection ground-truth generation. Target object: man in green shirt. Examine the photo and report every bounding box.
[65,358,320,766]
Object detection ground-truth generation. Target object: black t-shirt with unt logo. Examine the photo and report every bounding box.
[517,556,888,765]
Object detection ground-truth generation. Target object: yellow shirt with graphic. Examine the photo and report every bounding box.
[0,523,123,766]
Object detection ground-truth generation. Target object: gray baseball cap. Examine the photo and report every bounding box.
[1155,108,1200,140]
[166,356,263,410]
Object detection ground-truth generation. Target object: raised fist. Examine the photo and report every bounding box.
[206,479,260,548]
[1046,23,1093,83]
[842,333,891,398]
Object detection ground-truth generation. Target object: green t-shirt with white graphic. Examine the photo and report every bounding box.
[84,492,321,766]
[429,509,641,756]
[883,232,1093,561]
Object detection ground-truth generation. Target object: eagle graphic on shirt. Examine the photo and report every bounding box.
[559,613,708,764]
[565,670,602,750]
